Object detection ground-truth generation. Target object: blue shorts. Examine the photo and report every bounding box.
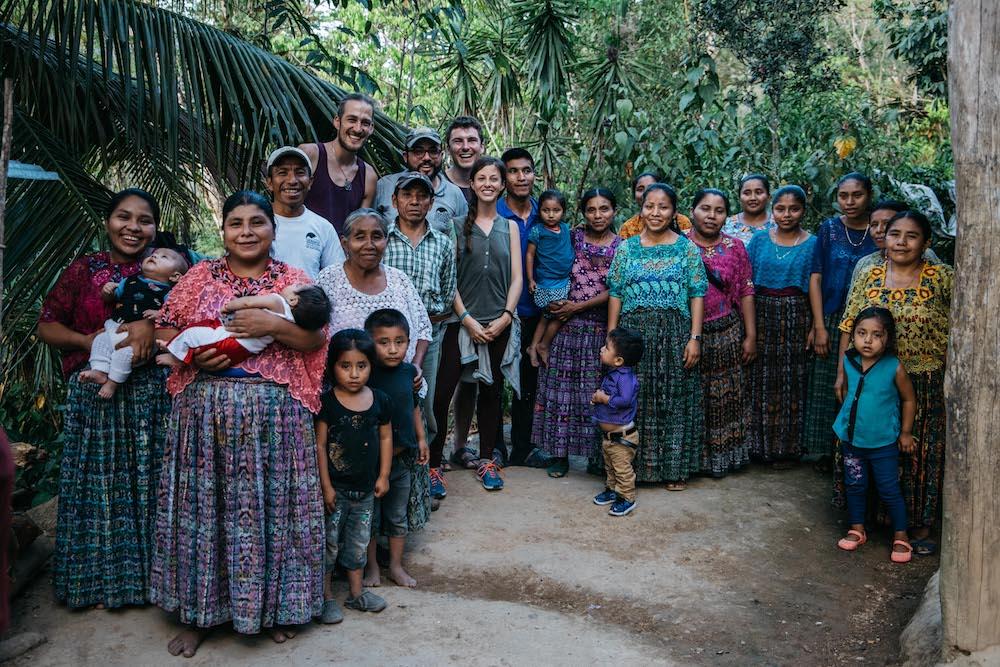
[325,489,374,572]
[534,284,570,310]
[373,454,412,538]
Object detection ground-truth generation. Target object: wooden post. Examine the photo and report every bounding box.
[940,0,1000,657]
[0,78,14,342]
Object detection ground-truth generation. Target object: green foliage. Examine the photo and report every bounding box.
[874,0,948,96]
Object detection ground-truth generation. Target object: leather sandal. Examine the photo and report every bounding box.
[837,529,867,551]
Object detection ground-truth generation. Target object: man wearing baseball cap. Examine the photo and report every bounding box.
[373,127,468,234]
[265,146,345,279]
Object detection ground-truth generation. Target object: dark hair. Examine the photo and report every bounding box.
[327,328,376,377]
[152,230,196,268]
[579,187,617,213]
[640,183,681,234]
[872,199,908,215]
[288,285,331,331]
[538,189,567,215]
[107,188,161,226]
[500,147,534,168]
[851,306,898,356]
[837,171,874,196]
[631,171,661,192]
[337,93,376,117]
[691,188,731,217]
[462,156,507,253]
[364,308,410,337]
[221,190,275,229]
[738,173,771,194]
[772,185,807,208]
[886,210,933,242]
[608,328,644,367]
[445,115,483,144]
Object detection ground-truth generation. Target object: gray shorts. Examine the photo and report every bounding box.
[373,455,412,538]
[325,489,374,572]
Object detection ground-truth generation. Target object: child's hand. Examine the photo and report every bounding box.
[323,484,336,513]
[591,389,610,405]
[143,308,161,321]
[417,440,429,465]
[101,282,117,300]
[528,279,537,294]
[898,433,916,454]
[374,475,389,498]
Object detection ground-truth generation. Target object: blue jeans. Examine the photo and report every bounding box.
[373,454,411,538]
[841,441,908,532]
[325,490,374,572]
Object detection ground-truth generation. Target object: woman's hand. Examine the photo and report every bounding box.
[192,347,232,372]
[548,300,578,322]
[412,366,424,392]
[741,335,757,365]
[483,312,512,340]
[115,319,155,363]
[809,325,830,356]
[462,316,490,344]
[226,308,275,339]
[683,338,701,369]
[834,368,847,403]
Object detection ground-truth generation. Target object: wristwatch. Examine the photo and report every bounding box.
[690,334,702,341]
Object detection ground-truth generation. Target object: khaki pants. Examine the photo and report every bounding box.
[602,425,638,502]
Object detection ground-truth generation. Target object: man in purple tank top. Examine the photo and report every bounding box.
[299,93,379,235]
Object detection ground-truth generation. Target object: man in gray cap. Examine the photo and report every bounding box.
[374,127,468,234]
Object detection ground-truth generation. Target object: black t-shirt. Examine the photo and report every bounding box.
[114,275,172,323]
[368,363,419,451]
[318,388,392,493]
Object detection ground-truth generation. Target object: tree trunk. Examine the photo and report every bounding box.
[768,90,781,177]
[940,0,1000,657]
[0,78,14,342]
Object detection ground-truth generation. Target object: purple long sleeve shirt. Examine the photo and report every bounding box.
[593,367,639,426]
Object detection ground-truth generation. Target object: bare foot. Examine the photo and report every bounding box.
[97,380,119,399]
[527,344,540,368]
[79,369,108,385]
[362,564,381,588]
[167,628,209,658]
[281,625,298,639]
[537,345,550,367]
[269,628,288,644]
[156,352,181,367]
[388,564,416,588]
[93,603,105,610]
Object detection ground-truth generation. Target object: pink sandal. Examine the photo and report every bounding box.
[837,529,867,551]
[890,540,913,563]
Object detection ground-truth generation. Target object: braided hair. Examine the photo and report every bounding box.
[463,156,507,254]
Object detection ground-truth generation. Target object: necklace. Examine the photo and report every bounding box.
[772,230,804,260]
[886,259,922,289]
[335,154,356,191]
[842,218,869,247]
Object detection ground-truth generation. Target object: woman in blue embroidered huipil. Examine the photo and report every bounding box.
[607,184,708,490]
[746,185,817,465]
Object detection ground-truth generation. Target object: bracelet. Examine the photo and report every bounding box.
[459,311,471,322]
[503,309,515,320]
[690,334,702,342]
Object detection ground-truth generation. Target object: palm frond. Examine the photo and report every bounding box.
[512,0,576,103]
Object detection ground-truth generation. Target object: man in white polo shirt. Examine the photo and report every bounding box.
[265,146,345,278]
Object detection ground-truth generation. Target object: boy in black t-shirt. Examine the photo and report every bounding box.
[316,329,393,624]
[362,309,429,589]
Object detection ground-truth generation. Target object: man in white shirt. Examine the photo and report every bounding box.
[265,146,345,279]
[374,127,468,234]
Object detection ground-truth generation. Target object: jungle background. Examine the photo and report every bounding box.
[0,0,950,508]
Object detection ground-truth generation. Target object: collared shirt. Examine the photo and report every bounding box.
[374,171,469,234]
[383,220,457,318]
[497,195,539,317]
[593,367,639,425]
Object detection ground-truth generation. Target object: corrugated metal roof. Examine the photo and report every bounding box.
[7,160,59,181]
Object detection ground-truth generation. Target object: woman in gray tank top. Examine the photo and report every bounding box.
[429,157,523,492]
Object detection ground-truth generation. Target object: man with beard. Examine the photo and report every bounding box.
[374,127,468,234]
[300,93,379,235]
[442,116,484,206]
[265,146,345,279]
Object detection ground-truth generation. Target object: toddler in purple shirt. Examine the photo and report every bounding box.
[591,328,644,517]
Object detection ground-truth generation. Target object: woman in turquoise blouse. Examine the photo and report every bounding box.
[746,185,817,466]
[607,183,708,491]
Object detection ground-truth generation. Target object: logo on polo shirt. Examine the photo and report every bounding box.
[305,232,321,251]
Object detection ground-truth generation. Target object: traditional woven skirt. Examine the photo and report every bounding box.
[621,308,704,482]
[803,310,843,459]
[54,364,170,609]
[700,312,750,477]
[748,293,812,462]
[149,375,324,634]
[406,452,431,532]
[532,315,607,458]
[832,368,946,528]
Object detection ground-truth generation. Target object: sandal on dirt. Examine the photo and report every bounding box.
[890,540,913,563]
[910,538,937,556]
[345,590,387,613]
[450,447,480,470]
[665,481,687,492]
[547,457,569,478]
[837,529,867,551]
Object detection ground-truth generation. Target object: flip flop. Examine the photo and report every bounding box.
[837,529,867,551]
[665,481,687,492]
[910,538,937,556]
[450,447,480,470]
[547,457,569,478]
[890,540,913,563]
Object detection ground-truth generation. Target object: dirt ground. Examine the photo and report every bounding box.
[9,460,936,666]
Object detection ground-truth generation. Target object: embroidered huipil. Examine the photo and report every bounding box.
[746,232,817,293]
[838,262,952,373]
[810,217,877,315]
[721,214,775,244]
[39,251,141,378]
[567,229,621,322]
[606,235,708,315]
[683,231,754,322]
[156,258,329,412]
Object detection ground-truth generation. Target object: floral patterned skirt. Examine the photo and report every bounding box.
[700,312,751,477]
[621,308,704,482]
[748,293,813,462]
[54,364,170,609]
[149,375,324,633]
[803,310,843,459]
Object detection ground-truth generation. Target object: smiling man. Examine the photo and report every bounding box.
[300,93,379,235]
[374,127,468,234]
[266,146,345,278]
[442,116,484,206]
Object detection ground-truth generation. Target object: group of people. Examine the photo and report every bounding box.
[36,92,953,657]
